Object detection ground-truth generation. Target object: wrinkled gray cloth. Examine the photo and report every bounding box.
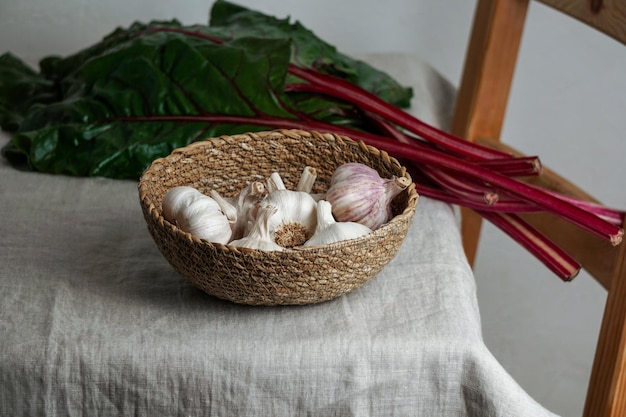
[0,54,558,417]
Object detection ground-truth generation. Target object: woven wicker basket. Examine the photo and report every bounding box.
[138,129,419,306]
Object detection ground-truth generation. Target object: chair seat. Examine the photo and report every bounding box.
[0,53,559,416]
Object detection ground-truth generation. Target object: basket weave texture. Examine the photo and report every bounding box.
[138,129,419,306]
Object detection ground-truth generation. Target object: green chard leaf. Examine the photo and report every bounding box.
[0,0,413,179]
[0,53,58,132]
[209,0,412,107]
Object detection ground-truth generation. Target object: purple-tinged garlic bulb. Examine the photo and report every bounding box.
[325,163,410,230]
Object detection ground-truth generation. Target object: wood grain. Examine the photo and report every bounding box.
[538,0,626,45]
[584,237,626,417]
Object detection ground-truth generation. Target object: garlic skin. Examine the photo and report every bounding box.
[229,205,284,251]
[325,163,410,230]
[261,189,318,246]
[304,200,372,246]
[162,186,232,244]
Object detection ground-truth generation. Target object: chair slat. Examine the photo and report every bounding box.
[584,240,626,417]
[451,0,530,265]
[455,1,626,415]
[538,0,626,46]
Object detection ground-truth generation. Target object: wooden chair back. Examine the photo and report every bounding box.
[451,1,626,416]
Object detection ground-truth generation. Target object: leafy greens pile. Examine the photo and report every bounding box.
[0,0,411,178]
[1,0,624,280]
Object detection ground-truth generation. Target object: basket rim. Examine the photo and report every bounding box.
[138,129,419,255]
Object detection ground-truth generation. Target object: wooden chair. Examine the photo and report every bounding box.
[452,1,626,416]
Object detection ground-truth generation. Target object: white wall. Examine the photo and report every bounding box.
[2,1,625,416]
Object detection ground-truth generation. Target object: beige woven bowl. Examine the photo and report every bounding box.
[138,129,419,306]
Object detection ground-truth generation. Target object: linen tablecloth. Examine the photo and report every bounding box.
[0,53,558,416]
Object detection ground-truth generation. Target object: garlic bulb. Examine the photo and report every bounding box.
[180,199,233,244]
[261,189,318,247]
[229,205,283,251]
[162,186,232,244]
[304,200,372,246]
[162,186,205,222]
[325,163,410,230]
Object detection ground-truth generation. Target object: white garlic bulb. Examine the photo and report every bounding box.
[304,200,372,246]
[180,200,233,244]
[325,163,410,230]
[162,186,204,222]
[261,189,318,247]
[161,186,232,244]
[229,205,284,251]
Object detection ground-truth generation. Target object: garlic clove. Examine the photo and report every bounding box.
[229,205,283,251]
[326,163,410,230]
[304,200,372,246]
[328,162,376,185]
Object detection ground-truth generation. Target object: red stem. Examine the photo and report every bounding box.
[411,183,527,212]
[286,68,511,160]
[362,113,623,234]
[540,188,625,226]
[363,110,542,177]
[476,156,542,177]
[420,165,500,205]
